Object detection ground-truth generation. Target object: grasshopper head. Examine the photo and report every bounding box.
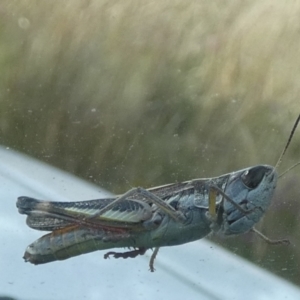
[218,165,278,236]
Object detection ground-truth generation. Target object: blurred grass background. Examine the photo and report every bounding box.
[1,0,300,286]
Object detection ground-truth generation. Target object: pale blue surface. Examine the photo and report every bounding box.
[1,146,300,300]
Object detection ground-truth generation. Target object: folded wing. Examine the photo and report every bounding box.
[17,196,153,231]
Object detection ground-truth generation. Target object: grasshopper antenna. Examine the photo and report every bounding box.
[279,162,300,178]
[274,114,300,172]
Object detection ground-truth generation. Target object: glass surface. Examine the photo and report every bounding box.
[1,1,300,299]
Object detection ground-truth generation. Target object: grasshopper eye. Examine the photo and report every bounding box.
[241,166,267,189]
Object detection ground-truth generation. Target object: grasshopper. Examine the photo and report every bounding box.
[17,115,300,271]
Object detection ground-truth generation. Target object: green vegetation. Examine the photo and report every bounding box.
[1,0,300,285]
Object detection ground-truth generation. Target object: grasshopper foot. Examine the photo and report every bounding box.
[149,247,160,272]
[104,247,147,259]
[252,228,290,245]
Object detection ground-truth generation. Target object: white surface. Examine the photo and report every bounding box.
[0,146,300,300]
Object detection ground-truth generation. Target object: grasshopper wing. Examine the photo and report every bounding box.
[17,196,152,231]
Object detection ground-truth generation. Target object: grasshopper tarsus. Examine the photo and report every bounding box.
[104,247,147,260]
[149,247,160,272]
[251,228,290,245]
